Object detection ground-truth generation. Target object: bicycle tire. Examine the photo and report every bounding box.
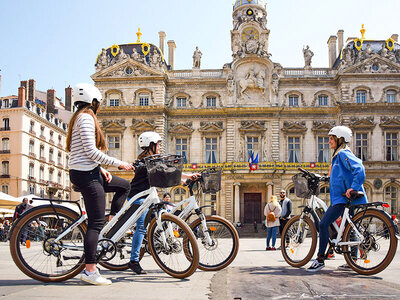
[147,213,199,279]
[281,215,317,268]
[342,209,398,275]
[9,206,86,282]
[187,215,239,271]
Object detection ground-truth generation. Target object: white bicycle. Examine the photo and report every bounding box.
[9,155,199,282]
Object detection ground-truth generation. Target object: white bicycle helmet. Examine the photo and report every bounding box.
[73,83,102,106]
[138,131,162,148]
[328,126,352,143]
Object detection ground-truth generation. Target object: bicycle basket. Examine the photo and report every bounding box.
[144,154,184,188]
[200,168,221,193]
[292,173,312,198]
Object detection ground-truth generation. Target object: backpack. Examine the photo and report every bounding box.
[267,204,276,222]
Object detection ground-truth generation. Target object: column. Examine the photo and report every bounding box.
[266,183,273,203]
[233,182,240,223]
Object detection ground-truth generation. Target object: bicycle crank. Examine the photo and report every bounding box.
[96,239,117,262]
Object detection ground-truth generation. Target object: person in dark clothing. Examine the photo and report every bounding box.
[13,198,33,245]
[278,189,292,235]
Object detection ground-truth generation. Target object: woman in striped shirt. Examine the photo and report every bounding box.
[66,83,133,286]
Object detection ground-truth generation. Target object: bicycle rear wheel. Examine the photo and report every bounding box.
[342,209,398,275]
[9,206,86,282]
[187,215,239,271]
[147,213,199,279]
[281,215,317,267]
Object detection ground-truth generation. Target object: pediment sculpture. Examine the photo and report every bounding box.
[312,121,336,133]
[169,122,194,134]
[238,68,266,99]
[349,116,375,129]
[282,121,307,134]
[199,121,224,134]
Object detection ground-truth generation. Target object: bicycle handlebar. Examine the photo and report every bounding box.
[298,167,329,182]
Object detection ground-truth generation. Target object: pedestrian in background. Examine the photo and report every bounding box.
[264,195,282,250]
[277,189,292,250]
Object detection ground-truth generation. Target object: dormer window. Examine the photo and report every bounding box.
[176,97,187,108]
[3,99,9,108]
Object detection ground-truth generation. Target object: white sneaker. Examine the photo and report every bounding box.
[80,269,112,286]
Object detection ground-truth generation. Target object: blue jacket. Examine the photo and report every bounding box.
[330,149,368,206]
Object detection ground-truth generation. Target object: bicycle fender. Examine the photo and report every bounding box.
[356,208,399,235]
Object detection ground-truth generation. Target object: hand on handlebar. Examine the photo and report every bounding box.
[118,162,134,171]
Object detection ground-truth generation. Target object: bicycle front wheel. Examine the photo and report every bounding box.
[147,213,199,279]
[9,206,86,282]
[342,209,398,275]
[188,215,239,271]
[281,215,317,267]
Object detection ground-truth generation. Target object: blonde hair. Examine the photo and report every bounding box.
[269,195,279,207]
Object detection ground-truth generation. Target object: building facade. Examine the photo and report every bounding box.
[92,0,400,222]
[0,79,74,200]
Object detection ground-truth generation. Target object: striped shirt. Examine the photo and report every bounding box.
[68,113,122,171]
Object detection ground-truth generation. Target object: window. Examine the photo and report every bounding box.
[289,95,299,107]
[50,131,54,142]
[318,95,328,106]
[29,164,34,178]
[49,169,54,182]
[176,97,187,108]
[206,97,216,107]
[3,99,9,108]
[30,121,35,132]
[49,148,54,162]
[29,185,35,194]
[58,152,62,165]
[317,137,330,163]
[40,126,44,137]
[356,90,366,104]
[39,188,45,198]
[246,136,259,160]
[386,90,397,103]
[1,185,9,194]
[39,145,45,159]
[109,95,120,107]
[39,167,44,180]
[355,133,368,161]
[385,185,398,214]
[173,187,187,203]
[29,140,34,154]
[2,118,10,130]
[58,135,62,145]
[57,172,62,184]
[139,94,149,106]
[204,193,217,215]
[386,133,398,161]
[2,161,9,175]
[107,136,120,158]
[176,138,188,163]
[2,138,9,151]
[288,137,300,163]
[205,137,217,163]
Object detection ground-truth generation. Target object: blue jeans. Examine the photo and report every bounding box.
[266,226,278,247]
[318,204,345,257]
[130,197,148,262]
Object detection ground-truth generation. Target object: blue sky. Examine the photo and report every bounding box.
[1,0,399,100]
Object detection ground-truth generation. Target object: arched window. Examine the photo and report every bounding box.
[176,97,187,108]
[386,90,397,103]
[385,185,398,215]
[138,93,149,106]
[206,96,216,107]
[318,95,328,106]
[356,90,366,104]
[109,93,120,107]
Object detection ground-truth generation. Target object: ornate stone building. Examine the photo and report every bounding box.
[92,0,400,222]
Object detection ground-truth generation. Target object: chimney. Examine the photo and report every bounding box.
[167,40,176,70]
[337,30,344,54]
[47,89,56,114]
[327,35,337,68]
[28,79,36,102]
[158,31,166,55]
[18,86,26,107]
[391,34,398,42]
[20,81,28,100]
[65,85,72,111]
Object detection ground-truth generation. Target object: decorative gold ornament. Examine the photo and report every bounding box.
[110,44,120,57]
[142,43,150,56]
[386,38,395,51]
[241,27,259,42]
[360,24,366,40]
[246,8,253,16]
[136,27,142,43]
[354,38,363,51]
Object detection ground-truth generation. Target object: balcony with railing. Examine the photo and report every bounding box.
[282,68,334,78]
[0,150,10,154]
[0,127,11,131]
[170,69,224,79]
[0,174,10,178]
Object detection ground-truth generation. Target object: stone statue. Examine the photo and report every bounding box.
[193,46,202,68]
[256,70,265,88]
[365,44,373,58]
[271,73,279,95]
[395,49,400,63]
[379,43,388,58]
[131,48,144,63]
[303,45,314,68]
[118,48,129,61]
[232,36,243,58]
[96,48,110,71]
[245,36,259,54]
[150,49,161,69]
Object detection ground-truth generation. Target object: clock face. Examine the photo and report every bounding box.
[242,27,259,42]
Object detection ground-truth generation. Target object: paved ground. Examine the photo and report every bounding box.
[1,238,400,299]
